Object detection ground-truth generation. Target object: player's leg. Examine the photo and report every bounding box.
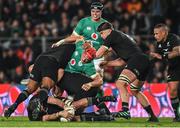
[130,80,158,122]
[112,69,136,119]
[72,96,116,110]
[4,79,39,118]
[167,70,180,122]
[4,59,42,118]
[114,53,150,119]
[168,81,180,121]
[93,58,112,114]
[36,56,59,104]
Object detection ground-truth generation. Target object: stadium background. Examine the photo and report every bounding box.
[0,0,179,117]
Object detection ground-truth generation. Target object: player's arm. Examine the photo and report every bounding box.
[167,46,180,59]
[96,45,109,58]
[149,52,162,59]
[163,35,180,59]
[99,58,126,68]
[47,96,65,108]
[81,73,103,92]
[42,110,73,121]
[51,35,84,48]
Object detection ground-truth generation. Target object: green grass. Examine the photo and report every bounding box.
[0,117,180,127]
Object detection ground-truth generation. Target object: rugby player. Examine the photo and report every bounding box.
[83,22,158,122]
[150,23,180,121]
[27,94,115,121]
[4,36,81,118]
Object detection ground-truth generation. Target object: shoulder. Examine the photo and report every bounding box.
[168,33,180,40]
[100,18,108,23]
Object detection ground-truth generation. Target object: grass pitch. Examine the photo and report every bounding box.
[0,117,180,127]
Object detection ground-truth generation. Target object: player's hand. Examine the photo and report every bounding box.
[150,52,162,59]
[99,61,108,69]
[58,110,74,120]
[75,35,84,42]
[51,42,60,48]
[82,41,92,50]
[82,83,92,91]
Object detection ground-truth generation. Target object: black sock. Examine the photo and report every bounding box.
[97,102,110,114]
[87,97,98,106]
[38,87,49,103]
[144,105,156,117]
[87,97,110,114]
[171,97,179,118]
[122,102,129,111]
[14,90,30,108]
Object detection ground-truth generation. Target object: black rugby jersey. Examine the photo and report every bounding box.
[155,33,180,70]
[103,30,142,61]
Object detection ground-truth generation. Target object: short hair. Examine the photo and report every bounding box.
[97,22,114,32]
[154,23,169,31]
[90,2,103,10]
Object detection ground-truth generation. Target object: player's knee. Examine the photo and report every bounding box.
[169,83,178,97]
[130,90,139,96]
[116,74,131,87]
[42,77,55,89]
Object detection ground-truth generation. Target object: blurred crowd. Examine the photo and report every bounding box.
[0,0,179,84]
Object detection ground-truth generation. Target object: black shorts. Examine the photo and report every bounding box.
[167,69,180,82]
[57,71,99,100]
[30,56,59,83]
[125,53,150,81]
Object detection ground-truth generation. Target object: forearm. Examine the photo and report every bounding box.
[42,112,60,121]
[89,74,103,87]
[168,51,180,59]
[47,97,64,108]
[106,58,126,67]
[56,35,82,45]
[72,98,88,110]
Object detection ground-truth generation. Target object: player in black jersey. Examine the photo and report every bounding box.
[4,36,81,118]
[93,22,158,122]
[27,94,115,121]
[150,23,180,122]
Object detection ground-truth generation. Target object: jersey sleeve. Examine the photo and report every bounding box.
[171,34,180,47]
[73,19,84,35]
[103,34,112,49]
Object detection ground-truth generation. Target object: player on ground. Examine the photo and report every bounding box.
[27,94,115,121]
[84,22,158,122]
[150,23,180,122]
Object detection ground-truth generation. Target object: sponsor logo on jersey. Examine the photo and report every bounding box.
[87,26,91,30]
[70,59,76,66]
[91,33,98,40]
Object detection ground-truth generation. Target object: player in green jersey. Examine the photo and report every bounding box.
[52,2,111,114]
